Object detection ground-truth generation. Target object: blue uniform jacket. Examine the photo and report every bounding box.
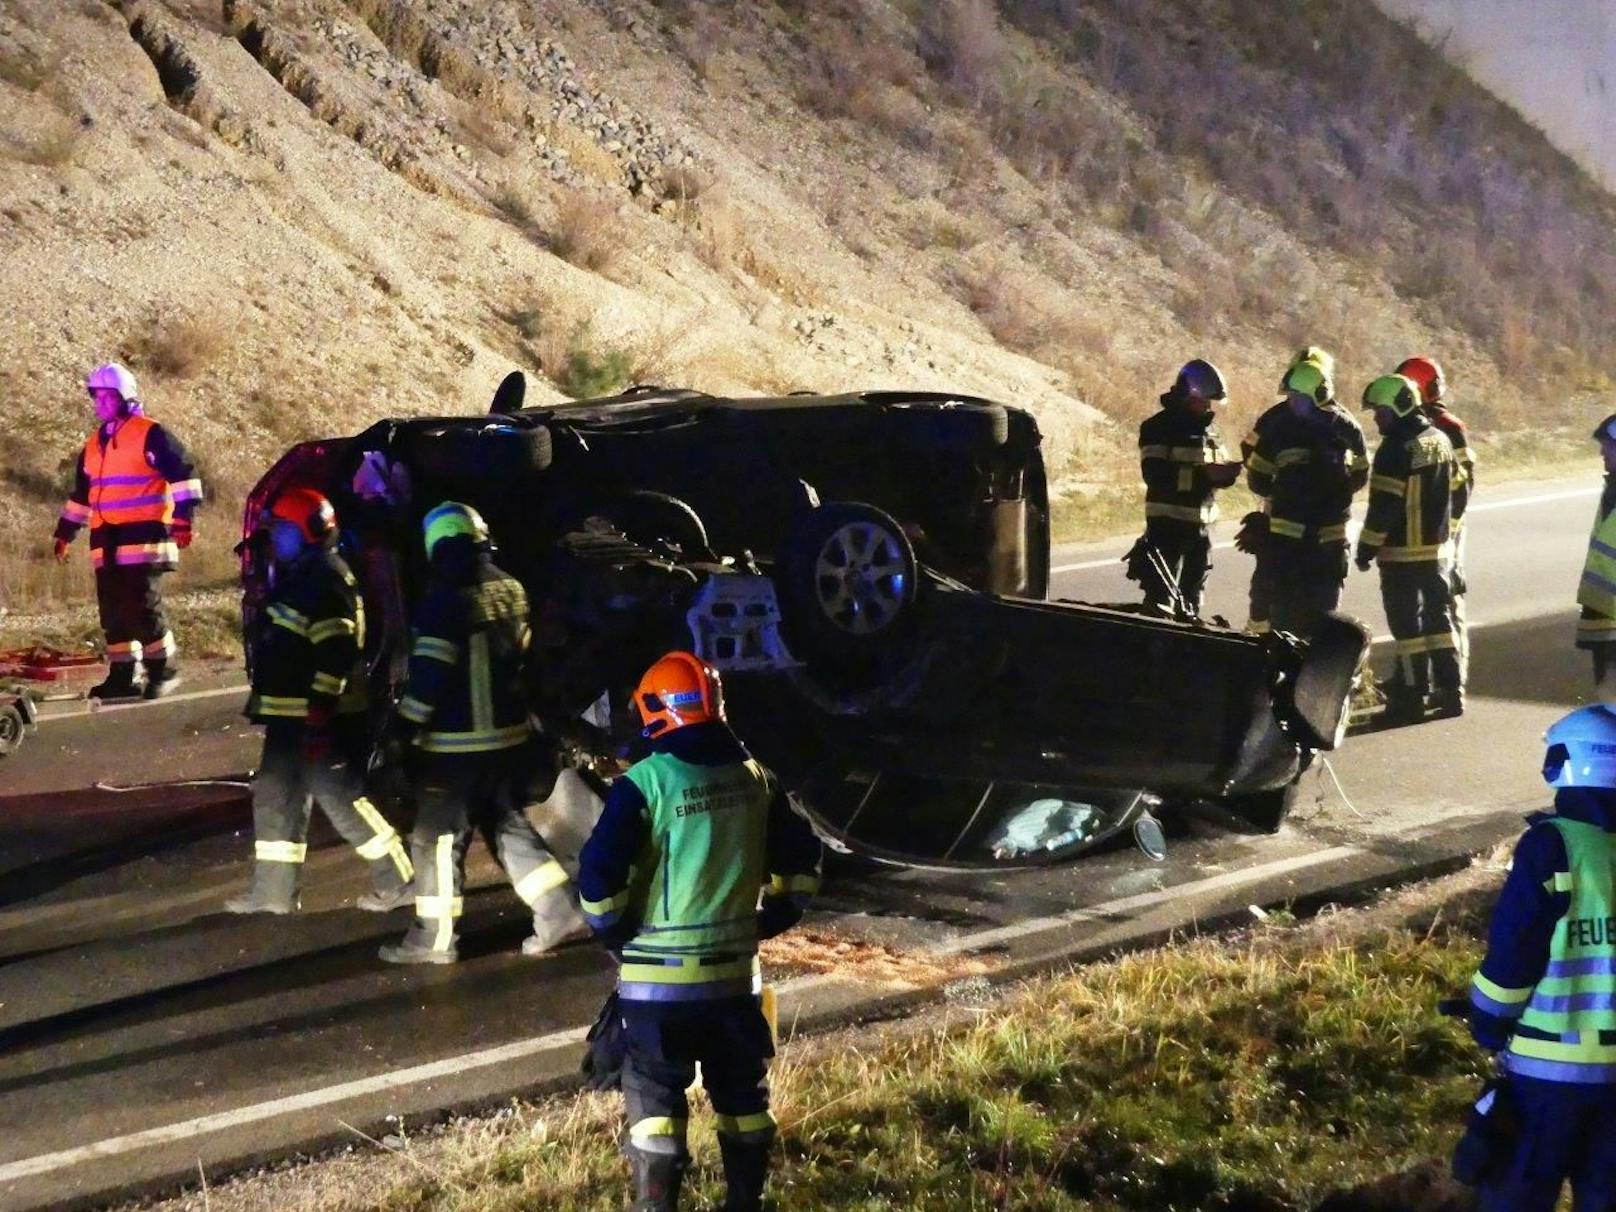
[577,721,823,950]
[1470,787,1616,1049]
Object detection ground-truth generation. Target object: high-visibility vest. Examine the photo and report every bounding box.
[1504,818,1616,1084]
[615,752,773,1002]
[75,416,198,567]
[1578,502,1616,644]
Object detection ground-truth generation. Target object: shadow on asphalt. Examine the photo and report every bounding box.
[1466,613,1586,706]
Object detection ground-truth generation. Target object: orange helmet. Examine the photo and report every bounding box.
[633,651,724,738]
[1395,356,1445,405]
[266,486,336,544]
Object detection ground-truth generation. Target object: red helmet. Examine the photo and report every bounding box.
[1395,356,1445,405]
[266,486,336,544]
[633,651,724,738]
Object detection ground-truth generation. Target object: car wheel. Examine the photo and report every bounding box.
[403,417,554,485]
[0,703,25,759]
[780,502,919,668]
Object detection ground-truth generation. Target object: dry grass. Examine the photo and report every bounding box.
[124,313,228,380]
[545,192,620,274]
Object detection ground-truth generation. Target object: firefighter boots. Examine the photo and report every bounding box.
[223,861,300,914]
[520,888,591,956]
[378,934,459,965]
[142,658,182,700]
[718,1136,771,1212]
[356,879,412,913]
[89,662,141,700]
[628,1149,687,1212]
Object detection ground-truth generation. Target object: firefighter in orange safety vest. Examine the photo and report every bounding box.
[53,363,203,700]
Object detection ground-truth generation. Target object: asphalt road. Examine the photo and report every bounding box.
[0,477,1599,1210]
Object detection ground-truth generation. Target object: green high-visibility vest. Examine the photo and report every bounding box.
[1507,817,1616,1083]
[618,751,773,1002]
[1578,505,1616,621]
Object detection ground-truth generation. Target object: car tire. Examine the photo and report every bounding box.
[779,501,919,670]
[0,703,24,759]
[402,417,554,486]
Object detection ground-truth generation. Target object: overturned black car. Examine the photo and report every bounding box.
[242,377,1367,870]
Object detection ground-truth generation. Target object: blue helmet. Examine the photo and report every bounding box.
[1542,706,1616,788]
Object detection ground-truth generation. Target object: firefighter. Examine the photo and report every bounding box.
[380,501,583,964]
[1355,374,1464,720]
[53,363,203,699]
[1399,355,1474,686]
[1576,414,1616,697]
[227,487,414,914]
[1131,359,1242,616]
[578,651,822,1212]
[1244,357,1367,638]
[1240,347,1337,633]
[1460,705,1616,1211]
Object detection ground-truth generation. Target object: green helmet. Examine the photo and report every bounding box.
[1290,345,1335,375]
[423,501,489,558]
[1362,373,1421,418]
[1282,359,1334,404]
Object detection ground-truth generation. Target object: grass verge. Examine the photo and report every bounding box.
[133,871,1500,1212]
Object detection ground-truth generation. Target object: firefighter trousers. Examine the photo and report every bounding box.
[1379,561,1460,696]
[1476,1077,1616,1212]
[621,995,776,1161]
[245,719,412,906]
[399,745,572,956]
[1263,541,1347,639]
[1139,522,1211,616]
[96,564,173,667]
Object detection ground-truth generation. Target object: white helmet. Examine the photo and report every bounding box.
[1542,706,1616,788]
[85,362,139,403]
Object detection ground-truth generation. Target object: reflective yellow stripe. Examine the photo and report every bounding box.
[1509,1034,1616,1064]
[432,834,457,952]
[768,873,821,896]
[397,695,434,724]
[1246,453,1276,476]
[1543,870,1575,894]
[1405,473,1423,551]
[513,860,570,905]
[1145,501,1216,524]
[1473,972,1534,1006]
[1316,523,1348,542]
[268,604,310,636]
[1139,444,1169,460]
[412,636,460,664]
[1359,529,1387,547]
[1274,448,1312,467]
[256,840,307,863]
[469,632,492,734]
[308,617,357,644]
[1370,475,1405,496]
[1377,544,1446,562]
[580,886,634,916]
[418,724,530,753]
[251,694,309,718]
[619,955,761,986]
[311,671,346,697]
[629,1117,686,1143]
[1269,517,1306,539]
[714,1111,776,1137]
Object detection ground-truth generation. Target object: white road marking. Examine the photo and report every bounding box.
[1050,484,1598,575]
[0,1025,589,1183]
[0,822,1473,1184]
[36,683,247,725]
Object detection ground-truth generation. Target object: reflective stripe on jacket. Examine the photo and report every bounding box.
[245,549,366,723]
[1500,818,1616,1083]
[1357,416,1459,566]
[395,557,532,754]
[1246,403,1368,546]
[57,416,202,569]
[1138,408,1230,528]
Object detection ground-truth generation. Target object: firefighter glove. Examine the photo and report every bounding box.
[173,518,193,549]
[1233,512,1268,556]
[758,896,804,940]
[1355,552,1374,573]
[52,537,69,563]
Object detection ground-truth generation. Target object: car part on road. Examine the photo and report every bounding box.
[0,692,35,760]
[1133,809,1168,861]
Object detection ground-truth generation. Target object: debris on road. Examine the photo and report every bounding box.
[761,928,990,987]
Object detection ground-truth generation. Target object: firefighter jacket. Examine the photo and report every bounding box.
[1246,403,1368,546]
[1579,479,1616,648]
[1138,406,1232,529]
[1427,405,1474,506]
[55,414,202,570]
[1356,413,1460,566]
[577,721,823,1002]
[245,547,366,724]
[1469,788,1616,1084]
[395,549,532,754]
[1240,401,1287,471]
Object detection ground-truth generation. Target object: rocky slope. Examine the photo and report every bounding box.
[1,0,1611,610]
